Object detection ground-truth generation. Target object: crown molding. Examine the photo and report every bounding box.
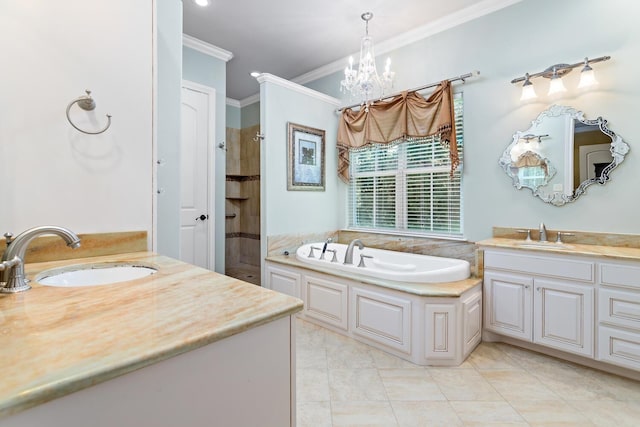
[182,34,234,62]
[225,98,241,108]
[256,73,341,106]
[239,93,261,108]
[293,0,522,86]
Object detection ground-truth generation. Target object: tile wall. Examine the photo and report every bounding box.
[225,124,261,269]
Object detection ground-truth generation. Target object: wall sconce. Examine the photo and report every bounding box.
[511,55,610,100]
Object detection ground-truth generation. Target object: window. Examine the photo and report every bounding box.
[347,94,463,237]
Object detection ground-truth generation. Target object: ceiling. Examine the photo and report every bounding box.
[182,0,500,102]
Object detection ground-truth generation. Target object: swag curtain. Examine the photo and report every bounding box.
[337,80,458,183]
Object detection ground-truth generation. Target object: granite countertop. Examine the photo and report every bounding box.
[477,238,640,261]
[266,255,481,297]
[0,252,303,419]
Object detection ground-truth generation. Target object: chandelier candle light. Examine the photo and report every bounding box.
[512,55,610,101]
[341,12,395,103]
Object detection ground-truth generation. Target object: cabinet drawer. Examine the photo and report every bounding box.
[599,288,640,330]
[600,262,640,290]
[304,275,348,330]
[484,250,594,282]
[351,287,411,354]
[598,326,640,371]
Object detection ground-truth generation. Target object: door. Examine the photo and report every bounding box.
[534,278,594,357]
[484,270,533,341]
[180,83,215,268]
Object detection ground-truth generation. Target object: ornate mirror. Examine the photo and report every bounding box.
[499,105,629,206]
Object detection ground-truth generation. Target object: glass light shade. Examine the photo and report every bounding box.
[578,67,598,89]
[194,0,210,6]
[548,75,567,95]
[520,80,537,101]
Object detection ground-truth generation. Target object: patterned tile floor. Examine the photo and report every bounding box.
[295,318,640,426]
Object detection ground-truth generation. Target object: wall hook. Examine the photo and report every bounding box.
[66,90,112,135]
[253,132,265,142]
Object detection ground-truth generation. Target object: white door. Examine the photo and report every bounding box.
[180,83,214,268]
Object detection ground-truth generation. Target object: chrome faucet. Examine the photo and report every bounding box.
[539,222,547,242]
[1,226,81,293]
[343,239,364,265]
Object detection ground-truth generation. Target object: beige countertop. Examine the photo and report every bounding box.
[0,252,303,419]
[477,238,640,261]
[266,255,481,297]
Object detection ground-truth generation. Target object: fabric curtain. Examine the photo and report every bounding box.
[514,150,548,175]
[337,80,458,183]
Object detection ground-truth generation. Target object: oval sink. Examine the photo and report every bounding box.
[36,262,157,287]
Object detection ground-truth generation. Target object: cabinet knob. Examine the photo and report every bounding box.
[536,287,541,291]
[525,285,530,289]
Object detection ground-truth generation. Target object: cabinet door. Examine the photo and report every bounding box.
[424,303,456,360]
[534,278,594,357]
[462,290,482,356]
[484,271,533,341]
[264,263,301,298]
[304,274,348,330]
[351,287,412,354]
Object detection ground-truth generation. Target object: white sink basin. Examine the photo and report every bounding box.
[36,262,157,287]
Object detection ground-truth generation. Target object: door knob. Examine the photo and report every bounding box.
[196,214,209,221]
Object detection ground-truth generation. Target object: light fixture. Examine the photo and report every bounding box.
[194,0,210,6]
[547,67,567,96]
[250,71,261,78]
[511,55,610,99]
[577,57,598,89]
[340,12,395,103]
[519,73,537,101]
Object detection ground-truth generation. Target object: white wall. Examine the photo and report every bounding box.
[0,1,153,238]
[259,75,341,253]
[304,0,640,241]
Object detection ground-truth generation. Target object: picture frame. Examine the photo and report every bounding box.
[287,122,325,191]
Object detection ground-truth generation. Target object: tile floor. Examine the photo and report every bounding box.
[225,263,261,286]
[295,318,640,426]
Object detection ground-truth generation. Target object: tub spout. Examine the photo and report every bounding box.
[343,239,364,265]
[1,226,81,293]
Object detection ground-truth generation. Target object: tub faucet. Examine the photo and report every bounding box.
[539,222,547,242]
[343,239,364,265]
[321,237,333,256]
[1,226,81,293]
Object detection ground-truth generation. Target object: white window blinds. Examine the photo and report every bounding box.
[348,94,464,237]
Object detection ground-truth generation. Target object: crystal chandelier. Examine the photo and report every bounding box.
[340,12,395,103]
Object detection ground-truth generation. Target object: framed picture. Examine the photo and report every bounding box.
[287,122,325,191]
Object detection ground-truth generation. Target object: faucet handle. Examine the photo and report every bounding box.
[358,254,373,268]
[516,229,532,241]
[556,232,575,244]
[325,249,338,263]
[308,246,321,258]
[4,233,13,246]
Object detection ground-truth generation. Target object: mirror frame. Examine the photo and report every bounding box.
[499,105,630,206]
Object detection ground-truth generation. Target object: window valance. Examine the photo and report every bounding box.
[337,80,458,183]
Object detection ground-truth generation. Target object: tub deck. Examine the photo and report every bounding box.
[266,254,481,297]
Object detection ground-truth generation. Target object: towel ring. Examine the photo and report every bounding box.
[66,90,112,135]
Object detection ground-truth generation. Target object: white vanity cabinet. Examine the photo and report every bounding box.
[264,260,482,366]
[483,249,595,358]
[597,260,640,370]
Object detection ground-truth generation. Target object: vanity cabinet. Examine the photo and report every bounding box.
[597,260,640,370]
[483,249,595,358]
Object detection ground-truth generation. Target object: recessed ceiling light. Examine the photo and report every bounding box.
[250,71,261,78]
[194,0,210,7]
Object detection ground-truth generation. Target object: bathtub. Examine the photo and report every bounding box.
[295,242,470,283]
